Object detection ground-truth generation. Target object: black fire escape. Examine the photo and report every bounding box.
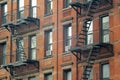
[70,0,113,80]
[1,6,40,77]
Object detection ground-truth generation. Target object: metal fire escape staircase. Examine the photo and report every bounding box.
[69,0,108,80]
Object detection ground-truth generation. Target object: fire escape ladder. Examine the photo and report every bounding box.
[16,37,26,61]
[77,18,92,46]
[81,45,100,80]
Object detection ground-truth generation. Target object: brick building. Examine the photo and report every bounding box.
[0,0,120,80]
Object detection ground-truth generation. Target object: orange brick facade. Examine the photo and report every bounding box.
[0,0,120,80]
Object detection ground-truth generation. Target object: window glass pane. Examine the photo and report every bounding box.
[2,43,6,64]
[101,15,109,43]
[102,63,110,78]
[64,69,71,80]
[45,73,52,80]
[31,49,36,60]
[31,36,36,48]
[87,21,93,44]
[19,0,24,10]
[31,0,37,17]
[2,3,7,24]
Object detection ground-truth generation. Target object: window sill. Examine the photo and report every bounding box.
[44,12,53,17]
[62,7,72,12]
[44,55,53,59]
[62,51,71,56]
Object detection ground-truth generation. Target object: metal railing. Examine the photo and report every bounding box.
[1,6,40,25]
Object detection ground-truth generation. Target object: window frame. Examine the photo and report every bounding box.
[17,0,24,19]
[1,3,7,24]
[44,73,52,80]
[0,42,6,65]
[44,29,53,57]
[100,14,110,43]
[29,35,37,60]
[85,20,93,45]
[63,0,71,8]
[100,62,110,80]
[63,23,72,52]
[63,69,72,80]
[29,0,37,18]
[45,0,53,16]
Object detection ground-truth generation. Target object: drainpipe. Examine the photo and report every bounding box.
[56,0,59,80]
[76,8,79,80]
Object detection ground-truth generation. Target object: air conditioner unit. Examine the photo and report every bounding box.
[46,50,52,56]
[65,46,71,52]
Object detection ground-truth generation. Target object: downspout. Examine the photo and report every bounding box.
[76,8,79,80]
[56,0,59,80]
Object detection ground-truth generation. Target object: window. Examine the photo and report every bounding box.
[28,76,36,80]
[64,24,72,52]
[101,63,110,80]
[86,21,93,45]
[0,43,6,65]
[101,15,109,43]
[1,3,7,24]
[16,38,24,61]
[44,73,52,80]
[30,0,37,18]
[63,0,71,8]
[45,30,52,56]
[17,0,24,19]
[89,69,93,80]
[63,69,72,80]
[85,0,92,3]
[45,0,53,15]
[29,35,36,60]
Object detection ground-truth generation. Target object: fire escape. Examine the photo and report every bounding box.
[1,6,40,77]
[70,0,113,80]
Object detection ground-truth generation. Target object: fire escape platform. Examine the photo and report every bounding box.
[70,43,113,53]
[1,59,39,68]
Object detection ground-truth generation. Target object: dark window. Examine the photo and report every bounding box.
[44,73,52,80]
[28,76,36,80]
[63,0,71,8]
[64,24,72,52]
[30,0,37,18]
[1,3,7,24]
[101,63,110,80]
[45,30,52,56]
[29,35,36,60]
[16,38,24,61]
[63,69,71,80]
[45,0,53,15]
[85,21,93,45]
[100,15,109,43]
[17,0,24,19]
[0,43,6,65]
